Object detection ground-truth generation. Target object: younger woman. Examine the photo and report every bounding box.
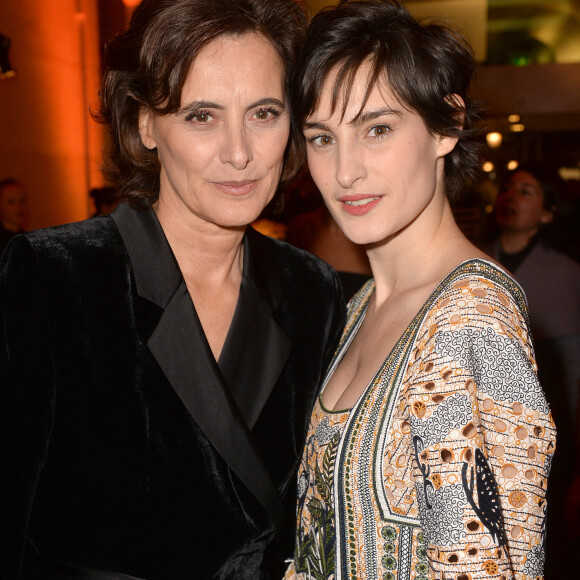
[287,1,555,578]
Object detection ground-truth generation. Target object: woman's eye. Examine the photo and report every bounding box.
[368,125,390,137]
[253,107,280,121]
[309,135,335,147]
[187,110,213,123]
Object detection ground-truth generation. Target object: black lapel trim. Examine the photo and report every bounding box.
[219,229,292,430]
[110,204,284,528]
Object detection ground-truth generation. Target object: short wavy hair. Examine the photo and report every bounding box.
[294,0,482,201]
[96,0,306,208]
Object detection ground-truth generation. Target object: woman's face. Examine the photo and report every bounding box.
[139,33,290,230]
[302,64,456,246]
[0,182,27,231]
[495,170,553,234]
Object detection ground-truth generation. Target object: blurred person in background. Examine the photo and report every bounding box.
[0,179,28,255]
[490,164,580,576]
[0,0,345,578]
[89,186,119,217]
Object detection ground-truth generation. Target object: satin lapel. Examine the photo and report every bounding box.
[219,228,291,430]
[110,204,284,527]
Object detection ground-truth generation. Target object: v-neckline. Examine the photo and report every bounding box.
[319,258,511,414]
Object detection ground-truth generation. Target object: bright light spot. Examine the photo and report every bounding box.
[510,124,525,132]
[508,114,520,123]
[483,161,494,172]
[559,167,580,180]
[507,160,519,170]
[486,132,502,148]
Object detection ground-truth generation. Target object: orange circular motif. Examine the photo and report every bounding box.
[413,400,427,418]
[482,398,494,411]
[476,303,493,315]
[511,525,522,538]
[441,449,453,463]
[516,426,528,440]
[501,464,518,478]
[462,422,477,438]
[483,560,498,575]
[471,287,488,298]
[465,379,476,394]
[497,292,509,306]
[509,490,527,508]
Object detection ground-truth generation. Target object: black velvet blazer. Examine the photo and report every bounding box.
[0,203,345,580]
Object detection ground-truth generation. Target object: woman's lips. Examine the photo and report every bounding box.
[339,194,382,216]
[213,180,259,196]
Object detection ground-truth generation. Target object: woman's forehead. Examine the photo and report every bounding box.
[309,64,399,122]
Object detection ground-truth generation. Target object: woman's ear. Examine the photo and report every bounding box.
[138,108,157,150]
[434,93,465,157]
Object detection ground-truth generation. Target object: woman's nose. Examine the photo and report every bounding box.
[220,124,253,170]
[335,145,365,189]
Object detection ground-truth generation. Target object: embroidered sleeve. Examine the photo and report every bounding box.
[403,274,555,579]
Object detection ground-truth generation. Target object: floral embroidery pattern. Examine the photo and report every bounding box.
[287,260,555,580]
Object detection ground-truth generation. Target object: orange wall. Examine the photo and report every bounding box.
[0,0,104,230]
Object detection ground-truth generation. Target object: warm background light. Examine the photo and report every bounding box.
[0,0,104,229]
[486,132,503,148]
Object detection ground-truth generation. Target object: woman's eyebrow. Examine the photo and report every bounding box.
[303,107,400,131]
[181,97,286,115]
[303,120,331,131]
[349,107,400,126]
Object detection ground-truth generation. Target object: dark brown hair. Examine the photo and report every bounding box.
[96,0,306,208]
[294,0,482,201]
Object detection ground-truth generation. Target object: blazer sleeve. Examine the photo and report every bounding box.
[0,236,56,577]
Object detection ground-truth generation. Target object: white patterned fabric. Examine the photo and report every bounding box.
[286,259,556,580]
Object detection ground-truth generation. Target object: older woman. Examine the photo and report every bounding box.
[286,1,555,578]
[0,1,345,578]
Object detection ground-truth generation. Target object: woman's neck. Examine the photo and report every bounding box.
[368,200,472,302]
[153,200,246,287]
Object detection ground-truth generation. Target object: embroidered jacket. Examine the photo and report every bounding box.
[287,259,556,580]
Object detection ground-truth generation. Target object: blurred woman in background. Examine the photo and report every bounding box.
[491,164,580,576]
